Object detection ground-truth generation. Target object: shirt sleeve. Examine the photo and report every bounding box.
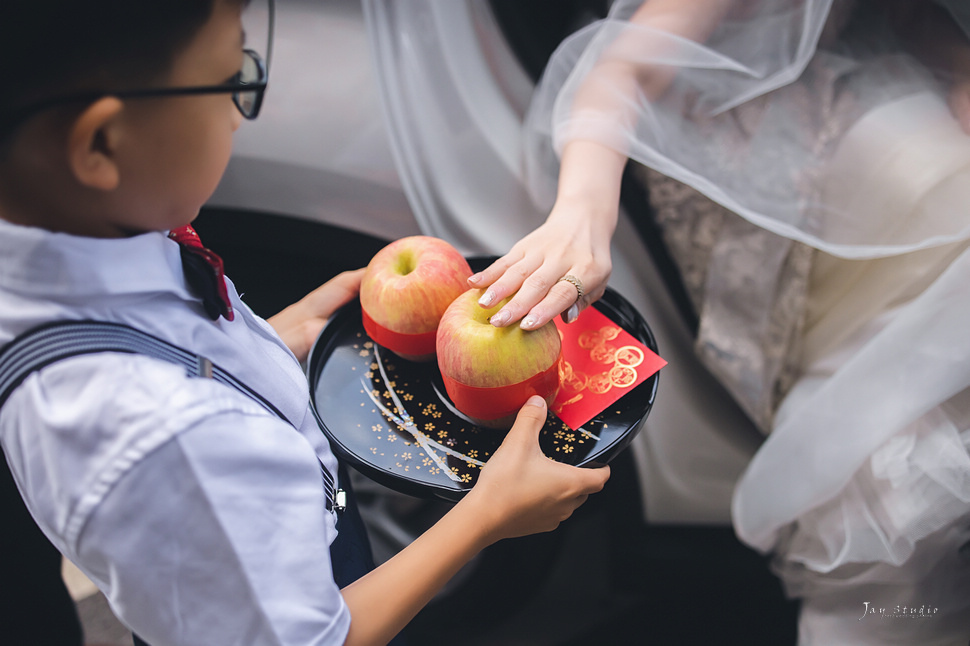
[74,409,352,646]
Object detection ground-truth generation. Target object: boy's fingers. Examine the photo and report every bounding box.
[332,268,365,294]
[306,268,365,312]
[556,462,610,495]
[504,396,610,494]
[582,464,611,492]
[505,395,547,443]
[506,398,612,485]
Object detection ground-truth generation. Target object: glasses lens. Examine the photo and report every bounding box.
[233,92,255,118]
[239,50,261,85]
[233,51,265,118]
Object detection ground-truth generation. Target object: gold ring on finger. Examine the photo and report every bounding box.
[557,274,585,302]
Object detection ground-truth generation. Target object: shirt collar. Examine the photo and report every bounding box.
[0,218,189,299]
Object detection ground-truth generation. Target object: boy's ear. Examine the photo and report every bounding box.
[66,97,125,191]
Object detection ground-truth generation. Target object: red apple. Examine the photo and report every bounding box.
[436,288,562,429]
[360,235,473,361]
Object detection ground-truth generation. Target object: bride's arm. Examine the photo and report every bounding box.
[471,0,733,330]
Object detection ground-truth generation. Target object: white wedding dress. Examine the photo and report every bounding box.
[520,0,970,642]
[360,0,970,641]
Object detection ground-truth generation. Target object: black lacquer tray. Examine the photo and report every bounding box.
[307,264,660,502]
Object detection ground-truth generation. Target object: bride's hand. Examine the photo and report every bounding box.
[468,140,626,330]
[467,199,615,330]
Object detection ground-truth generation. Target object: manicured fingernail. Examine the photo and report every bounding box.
[520,315,537,330]
[468,273,482,285]
[564,304,580,324]
[478,290,495,307]
[526,395,545,407]
[489,310,510,326]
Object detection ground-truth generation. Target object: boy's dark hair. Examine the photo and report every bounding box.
[1,1,221,133]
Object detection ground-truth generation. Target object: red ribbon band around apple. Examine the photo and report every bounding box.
[361,308,439,358]
[441,354,562,422]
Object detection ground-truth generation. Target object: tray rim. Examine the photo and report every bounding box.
[306,265,660,501]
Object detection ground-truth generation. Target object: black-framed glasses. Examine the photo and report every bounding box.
[0,0,274,136]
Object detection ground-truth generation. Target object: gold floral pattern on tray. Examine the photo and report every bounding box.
[308,291,658,500]
[341,334,603,489]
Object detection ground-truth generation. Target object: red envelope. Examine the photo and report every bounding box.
[552,306,666,430]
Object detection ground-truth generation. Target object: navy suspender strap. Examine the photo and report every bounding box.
[0,320,343,512]
[0,321,285,415]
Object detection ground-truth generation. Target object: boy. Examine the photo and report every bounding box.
[0,1,610,645]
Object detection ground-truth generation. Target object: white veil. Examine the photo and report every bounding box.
[523,0,970,638]
[524,0,970,258]
[361,1,970,635]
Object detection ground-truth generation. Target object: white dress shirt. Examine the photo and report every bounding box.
[0,218,351,645]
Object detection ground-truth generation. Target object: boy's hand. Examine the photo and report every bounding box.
[268,268,365,362]
[465,396,611,543]
[339,395,608,644]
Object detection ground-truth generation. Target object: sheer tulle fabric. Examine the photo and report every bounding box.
[525,0,970,258]
[523,0,970,640]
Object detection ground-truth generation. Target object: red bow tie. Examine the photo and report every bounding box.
[169,225,234,321]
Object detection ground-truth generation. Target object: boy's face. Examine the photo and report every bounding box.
[112,0,247,234]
